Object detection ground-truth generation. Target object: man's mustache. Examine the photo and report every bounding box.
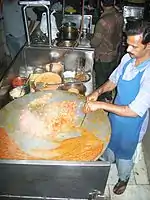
[128,52,134,57]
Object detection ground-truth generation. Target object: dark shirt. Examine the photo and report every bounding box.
[91,7,124,62]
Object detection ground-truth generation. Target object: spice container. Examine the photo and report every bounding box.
[11,77,27,88]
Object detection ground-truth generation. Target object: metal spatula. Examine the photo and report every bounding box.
[80,113,86,126]
[80,101,88,126]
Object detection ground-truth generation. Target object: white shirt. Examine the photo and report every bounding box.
[3,0,37,37]
[109,53,150,141]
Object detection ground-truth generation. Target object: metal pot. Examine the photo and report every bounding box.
[58,82,86,95]
[57,40,76,47]
[63,22,76,27]
[58,24,79,41]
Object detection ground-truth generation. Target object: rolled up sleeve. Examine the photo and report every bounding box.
[109,54,130,85]
[129,73,150,117]
[109,66,121,85]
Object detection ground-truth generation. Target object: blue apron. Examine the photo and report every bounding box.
[108,58,147,160]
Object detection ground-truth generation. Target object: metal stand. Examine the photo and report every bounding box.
[0,160,110,200]
[88,189,103,200]
[62,0,65,18]
[19,1,52,46]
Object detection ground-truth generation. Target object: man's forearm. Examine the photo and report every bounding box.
[96,80,116,96]
[98,101,138,117]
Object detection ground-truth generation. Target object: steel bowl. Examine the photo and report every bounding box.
[57,40,76,47]
[63,22,77,27]
[58,82,86,95]
[9,86,26,100]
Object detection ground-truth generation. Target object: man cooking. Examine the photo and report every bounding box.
[90,0,123,102]
[84,20,150,195]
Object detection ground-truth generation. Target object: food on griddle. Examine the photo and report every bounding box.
[27,97,77,136]
[0,126,103,161]
[28,93,52,111]
[0,93,104,161]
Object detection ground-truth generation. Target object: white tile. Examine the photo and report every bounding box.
[107,164,118,184]
[104,185,111,199]
[107,164,136,185]
[109,185,150,200]
[134,151,149,185]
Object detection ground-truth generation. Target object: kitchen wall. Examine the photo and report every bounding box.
[0,18,11,81]
[0,18,5,67]
[143,114,150,181]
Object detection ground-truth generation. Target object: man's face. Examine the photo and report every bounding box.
[126,35,148,59]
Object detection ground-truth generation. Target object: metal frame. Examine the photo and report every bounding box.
[19,1,51,5]
[20,2,51,46]
[0,160,110,199]
[0,159,110,166]
[62,0,65,18]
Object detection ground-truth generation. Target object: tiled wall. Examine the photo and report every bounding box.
[0,18,5,64]
[143,115,150,182]
[0,18,11,81]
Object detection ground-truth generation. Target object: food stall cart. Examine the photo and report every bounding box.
[0,1,111,199]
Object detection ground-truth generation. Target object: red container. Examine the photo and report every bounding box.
[11,77,27,88]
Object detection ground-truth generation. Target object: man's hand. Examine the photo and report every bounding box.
[87,80,116,102]
[87,91,99,101]
[84,100,138,117]
[83,101,102,113]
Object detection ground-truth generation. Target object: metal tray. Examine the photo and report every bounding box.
[0,160,110,199]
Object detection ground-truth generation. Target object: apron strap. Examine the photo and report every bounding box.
[122,58,133,74]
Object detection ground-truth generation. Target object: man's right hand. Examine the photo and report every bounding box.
[87,91,99,101]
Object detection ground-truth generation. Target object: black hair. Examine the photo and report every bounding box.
[125,20,150,45]
[101,0,114,7]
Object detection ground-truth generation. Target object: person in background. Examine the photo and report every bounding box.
[0,0,2,15]
[84,20,150,195]
[1,0,37,59]
[91,0,123,102]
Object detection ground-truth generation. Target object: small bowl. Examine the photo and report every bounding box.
[9,86,28,100]
[75,72,91,83]
[33,67,46,74]
[58,82,86,95]
[63,77,76,83]
[11,77,27,88]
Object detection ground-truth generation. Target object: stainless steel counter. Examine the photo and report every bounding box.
[0,160,110,200]
[0,45,111,200]
[0,45,95,108]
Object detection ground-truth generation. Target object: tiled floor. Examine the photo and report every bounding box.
[104,149,150,200]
